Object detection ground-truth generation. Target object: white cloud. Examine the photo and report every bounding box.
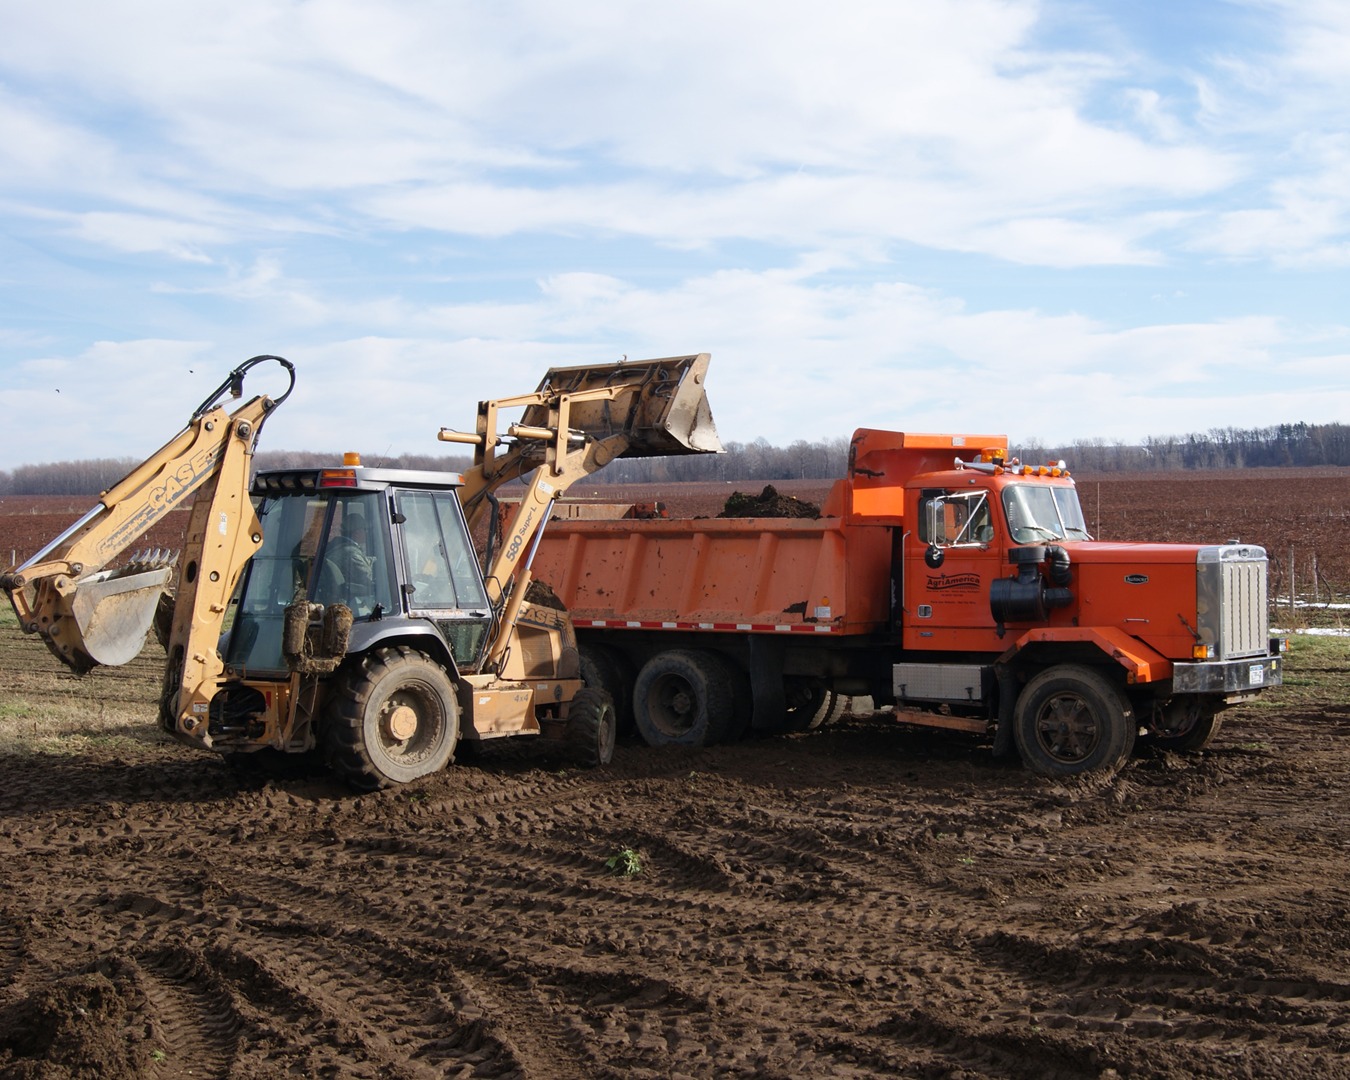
[0,0,1242,266]
[3,264,1342,467]
[1,0,1350,475]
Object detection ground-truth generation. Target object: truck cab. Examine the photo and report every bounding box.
[887,442,1281,774]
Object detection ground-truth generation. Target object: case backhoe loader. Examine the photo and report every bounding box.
[4,353,722,789]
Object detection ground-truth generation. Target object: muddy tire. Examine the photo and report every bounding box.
[806,690,850,731]
[1141,699,1223,753]
[565,687,617,767]
[324,646,459,791]
[1013,665,1134,778]
[579,644,635,737]
[782,681,848,733]
[633,649,734,747]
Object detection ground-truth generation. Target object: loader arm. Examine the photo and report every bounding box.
[436,353,722,671]
[3,356,294,674]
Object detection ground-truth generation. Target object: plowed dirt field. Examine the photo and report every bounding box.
[2,474,1349,1079]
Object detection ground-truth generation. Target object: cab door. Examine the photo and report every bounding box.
[902,487,1004,651]
[396,488,493,669]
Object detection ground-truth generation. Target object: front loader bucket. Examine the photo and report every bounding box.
[45,565,174,672]
[528,353,723,457]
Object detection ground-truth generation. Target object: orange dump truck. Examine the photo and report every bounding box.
[526,429,1285,778]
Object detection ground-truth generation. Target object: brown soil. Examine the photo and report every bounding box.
[719,485,821,519]
[2,630,1348,1079]
[2,475,1349,1078]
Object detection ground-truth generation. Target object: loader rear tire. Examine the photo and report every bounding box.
[634,649,734,747]
[579,644,635,737]
[1013,665,1134,779]
[565,687,617,767]
[324,646,459,791]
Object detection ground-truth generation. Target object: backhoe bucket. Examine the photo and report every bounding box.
[528,353,723,457]
[47,565,174,671]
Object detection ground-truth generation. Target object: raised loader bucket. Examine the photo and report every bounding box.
[527,353,723,457]
[45,564,174,672]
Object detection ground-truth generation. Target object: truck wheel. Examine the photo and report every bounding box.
[782,681,849,733]
[806,690,850,731]
[565,687,617,767]
[324,646,459,791]
[1142,699,1223,753]
[579,644,635,737]
[633,649,734,747]
[1013,665,1134,778]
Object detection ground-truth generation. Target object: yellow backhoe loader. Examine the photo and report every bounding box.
[3,353,721,789]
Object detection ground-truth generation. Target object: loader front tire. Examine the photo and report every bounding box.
[633,649,734,747]
[325,646,459,791]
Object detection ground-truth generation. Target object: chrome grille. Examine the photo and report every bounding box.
[1197,545,1269,660]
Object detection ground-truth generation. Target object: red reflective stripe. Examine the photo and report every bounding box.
[574,618,835,633]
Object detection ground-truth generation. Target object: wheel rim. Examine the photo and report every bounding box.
[1032,690,1102,764]
[375,683,446,765]
[646,672,698,738]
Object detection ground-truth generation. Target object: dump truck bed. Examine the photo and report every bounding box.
[530,512,894,635]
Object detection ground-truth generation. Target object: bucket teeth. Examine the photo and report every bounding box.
[123,549,180,575]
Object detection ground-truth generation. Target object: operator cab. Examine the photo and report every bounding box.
[224,458,492,676]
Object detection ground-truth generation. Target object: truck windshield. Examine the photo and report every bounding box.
[1002,484,1091,544]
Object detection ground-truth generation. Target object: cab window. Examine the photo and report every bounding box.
[919,490,994,547]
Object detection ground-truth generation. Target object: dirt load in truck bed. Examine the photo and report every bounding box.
[2,472,1349,1079]
[719,483,821,518]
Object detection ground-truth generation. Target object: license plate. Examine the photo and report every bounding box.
[1249,663,1266,686]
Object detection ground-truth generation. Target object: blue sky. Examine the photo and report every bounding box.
[1,0,1347,468]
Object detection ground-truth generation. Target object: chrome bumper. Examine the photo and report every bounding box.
[1172,654,1282,695]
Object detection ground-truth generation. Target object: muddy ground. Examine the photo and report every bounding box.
[2,475,1349,1078]
[2,629,1349,1079]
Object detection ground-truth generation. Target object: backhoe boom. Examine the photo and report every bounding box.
[3,355,294,673]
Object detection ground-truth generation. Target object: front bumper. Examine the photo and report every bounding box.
[1172,654,1282,695]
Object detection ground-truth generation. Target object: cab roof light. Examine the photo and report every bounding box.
[319,468,359,489]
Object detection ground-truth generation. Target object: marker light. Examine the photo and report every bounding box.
[320,469,359,489]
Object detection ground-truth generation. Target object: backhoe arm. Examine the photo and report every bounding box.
[3,356,294,673]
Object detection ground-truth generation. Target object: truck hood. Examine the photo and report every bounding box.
[1045,540,1266,663]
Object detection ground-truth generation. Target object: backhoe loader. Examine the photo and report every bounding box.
[3,352,722,789]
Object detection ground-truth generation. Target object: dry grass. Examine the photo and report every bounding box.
[0,603,169,757]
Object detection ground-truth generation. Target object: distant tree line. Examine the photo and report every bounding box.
[1,422,1346,495]
[1018,422,1350,472]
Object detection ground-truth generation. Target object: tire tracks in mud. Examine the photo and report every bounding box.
[4,696,1350,1077]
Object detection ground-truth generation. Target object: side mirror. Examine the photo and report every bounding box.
[924,544,945,569]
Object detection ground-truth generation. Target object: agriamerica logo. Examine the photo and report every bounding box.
[927,573,981,591]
